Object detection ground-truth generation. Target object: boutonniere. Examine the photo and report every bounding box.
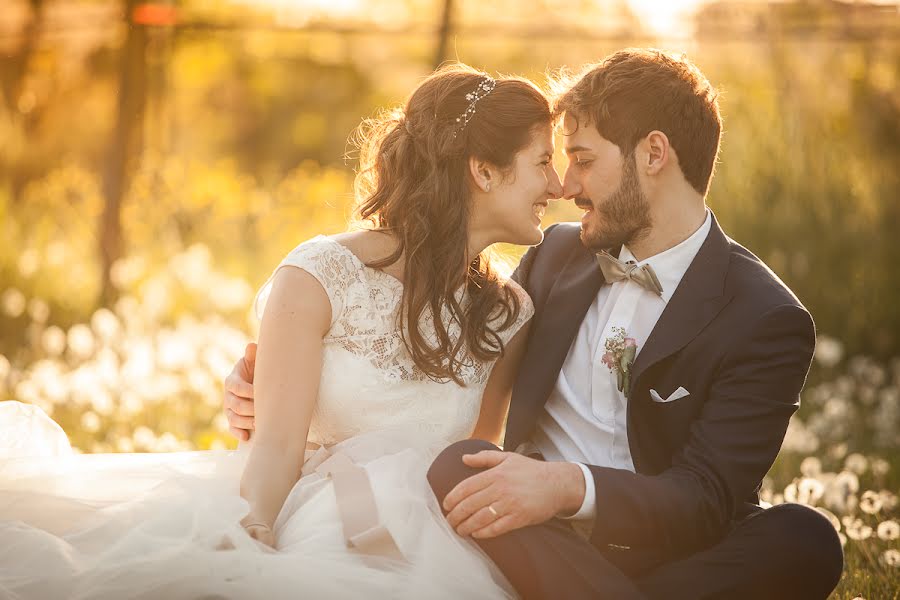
[601,326,638,395]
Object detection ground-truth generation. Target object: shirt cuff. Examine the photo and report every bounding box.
[559,462,596,521]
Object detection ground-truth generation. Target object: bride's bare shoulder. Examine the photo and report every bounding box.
[328,230,400,265]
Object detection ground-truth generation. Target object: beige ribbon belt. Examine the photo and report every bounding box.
[302,443,405,562]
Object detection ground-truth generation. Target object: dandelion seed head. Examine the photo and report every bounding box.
[871,457,890,477]
[878,491,898,511]
[80,411,101,433]
[27,298,50,324]
[859,490,882,515]
[876,520,898,541]
[133,426,156,450]
[91,308,120,342]
[800,456,822,477]
[2,288,26,318]
[784,482,798,503]
[67,324,96,359]
[828,442,848,461]
[845,518,873,541]
[797,478,825,505]
[41,326,67,357]
[17,248,40,277]
[814,336,843,368]
[881,549,899,568]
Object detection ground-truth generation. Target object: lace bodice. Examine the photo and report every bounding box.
[256,235,534,446]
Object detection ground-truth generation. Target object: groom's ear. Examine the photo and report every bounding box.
[468,156,494,193]
[640,130,670,176]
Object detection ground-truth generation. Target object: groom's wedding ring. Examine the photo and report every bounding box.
[487,505,499,518]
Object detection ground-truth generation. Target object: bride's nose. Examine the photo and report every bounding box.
[546,166,563,199]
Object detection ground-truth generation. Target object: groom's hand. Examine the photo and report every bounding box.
[443,451,585,539]
[223,342,257,441]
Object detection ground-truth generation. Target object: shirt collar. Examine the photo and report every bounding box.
[618,209,712,303]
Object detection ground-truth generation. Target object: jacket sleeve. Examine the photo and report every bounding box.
[586,304,816,558]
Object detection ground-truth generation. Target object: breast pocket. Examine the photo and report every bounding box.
[645,384,704,446]
[649,386,690,404]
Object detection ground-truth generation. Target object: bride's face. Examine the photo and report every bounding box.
[476,124,562,246]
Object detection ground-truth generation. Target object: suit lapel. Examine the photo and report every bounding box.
[629,212,733,394]
[505,240,605,448]
[533,243,607,389]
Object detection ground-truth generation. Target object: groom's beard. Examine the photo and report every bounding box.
[580,155,652,253]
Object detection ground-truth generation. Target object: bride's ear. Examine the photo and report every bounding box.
[468,156,495,193]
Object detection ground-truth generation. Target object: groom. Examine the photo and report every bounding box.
[224,50,843,599]
[425,49,843,599]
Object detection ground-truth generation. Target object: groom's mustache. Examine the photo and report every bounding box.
[574,198,593,210]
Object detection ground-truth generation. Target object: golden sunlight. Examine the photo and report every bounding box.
[236,0,711,38]
[625,0,707,38]
[243,0,366,25]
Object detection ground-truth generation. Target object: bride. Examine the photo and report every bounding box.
[0,64,562,598]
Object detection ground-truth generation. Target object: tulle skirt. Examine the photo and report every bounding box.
[0,401,514,599]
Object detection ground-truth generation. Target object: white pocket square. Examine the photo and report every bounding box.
[650,387,690,403]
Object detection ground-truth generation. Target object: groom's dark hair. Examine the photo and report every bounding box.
[555,48,721,197]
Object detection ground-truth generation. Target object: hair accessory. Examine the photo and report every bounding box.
[452,77,496,138]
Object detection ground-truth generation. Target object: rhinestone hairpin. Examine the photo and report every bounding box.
[452,77,496,138]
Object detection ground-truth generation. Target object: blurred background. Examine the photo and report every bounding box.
[0,0,898,596]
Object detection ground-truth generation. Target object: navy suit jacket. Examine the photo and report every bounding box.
[505,212,815,571]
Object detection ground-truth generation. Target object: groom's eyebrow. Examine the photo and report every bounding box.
[564,145,592,155]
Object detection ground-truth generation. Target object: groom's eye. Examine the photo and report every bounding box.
[575,158,593,167]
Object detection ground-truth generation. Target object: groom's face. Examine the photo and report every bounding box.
[561,113,652,252]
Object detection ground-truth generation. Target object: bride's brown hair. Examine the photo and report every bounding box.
[352,64,552,384]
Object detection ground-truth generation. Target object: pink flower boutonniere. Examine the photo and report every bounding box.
[601,326,638,394]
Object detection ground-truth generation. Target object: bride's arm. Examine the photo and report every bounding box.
[239,267,331,539]
[471,321,531,447]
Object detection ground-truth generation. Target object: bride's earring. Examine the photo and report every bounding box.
[485,183,491,192]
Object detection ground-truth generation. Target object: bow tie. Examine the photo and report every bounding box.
[595,251,664,297]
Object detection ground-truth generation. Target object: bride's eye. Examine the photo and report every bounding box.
[575,158,593,167]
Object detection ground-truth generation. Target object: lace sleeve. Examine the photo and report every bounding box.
[254,236,357,327]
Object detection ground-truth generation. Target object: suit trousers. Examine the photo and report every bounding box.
[427,440,844,600]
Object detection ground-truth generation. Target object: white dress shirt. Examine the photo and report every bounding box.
[532,210,712,523]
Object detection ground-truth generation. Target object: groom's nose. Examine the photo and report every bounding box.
[562,168,582,200]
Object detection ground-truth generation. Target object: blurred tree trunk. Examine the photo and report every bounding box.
[433,0,454,69]
[100,0,148,306]
[0,0,43,109]
[0,0,44,205]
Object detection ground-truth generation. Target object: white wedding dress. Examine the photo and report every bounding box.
[0,235,533,599]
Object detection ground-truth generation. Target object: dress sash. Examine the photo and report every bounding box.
[301,443,406,562]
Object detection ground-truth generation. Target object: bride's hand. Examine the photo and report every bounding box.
[242,520,276,549]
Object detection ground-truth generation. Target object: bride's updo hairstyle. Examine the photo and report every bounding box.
[352,64,552,384]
